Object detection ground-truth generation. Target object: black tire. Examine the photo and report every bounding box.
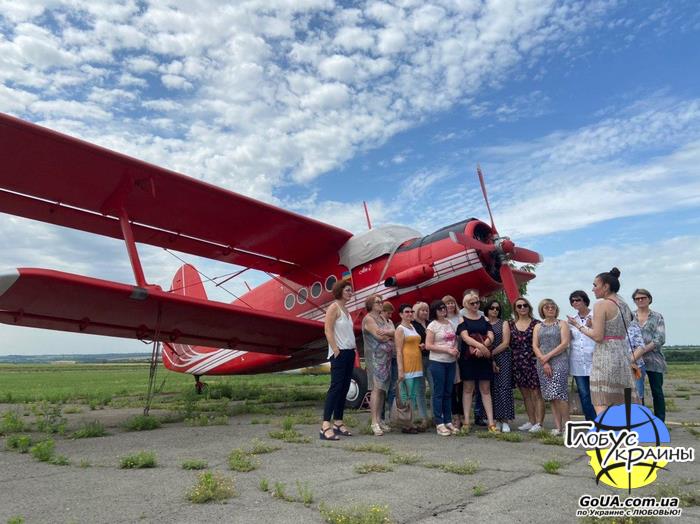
[345,367,367,409]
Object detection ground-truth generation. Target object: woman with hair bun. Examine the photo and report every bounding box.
[577,267,638,413]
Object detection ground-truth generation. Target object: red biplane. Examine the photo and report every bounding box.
[0,113,541,406]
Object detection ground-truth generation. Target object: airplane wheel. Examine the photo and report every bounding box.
[345,368,367,409]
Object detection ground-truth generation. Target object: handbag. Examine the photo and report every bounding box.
[389,379,413,429]
[463,332,487,359]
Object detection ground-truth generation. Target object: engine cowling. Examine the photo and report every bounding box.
[384,264,434,288]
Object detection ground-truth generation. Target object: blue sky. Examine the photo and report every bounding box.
[1,0,699,354]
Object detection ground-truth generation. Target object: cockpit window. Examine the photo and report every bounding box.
[396,219,474,253]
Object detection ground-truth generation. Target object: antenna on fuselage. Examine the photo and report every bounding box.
[363,200,372,230]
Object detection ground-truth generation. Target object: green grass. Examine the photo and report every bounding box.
[6,517,25,524]
[119,451,157,469]
[296,481,314,506]
[353,463,394,474]
[72,420,108,439]
[473,484,486,496]
[389,453,421,465]
[319,503,392,524]
[30,439,55,462]
[344,443,392,455]
[440,460,479,475]
[185,414,229,426]
[247,439,281,455]
[259,478,269,492]
[0,410,25,434]
[187,471,236,503]
[0,363,330,403]
[268,428,311,444]
[181,459,209,470]
[122,415,162,431]
[656,480,700,507]
[476,431,523,443]
[228,449,258,472]
[5,434,32,453]
[273,481,294,501]
[543,459,562,474]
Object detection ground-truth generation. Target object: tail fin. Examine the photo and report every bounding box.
[170,264,207,300]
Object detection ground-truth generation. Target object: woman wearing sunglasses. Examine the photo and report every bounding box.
[485,299,514,432]
[509,297,544,432]
[426,300,460,436]
[631,288,667,421]
[566,290,596,421]
[533,299,570,436]
[395,303,424,434]
[456,293,497,432]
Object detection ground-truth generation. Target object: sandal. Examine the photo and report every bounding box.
[371,423,384,436]
[333,423,352,436]
[319,427,339,441]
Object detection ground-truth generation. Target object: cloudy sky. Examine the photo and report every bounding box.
[1,0,699,354]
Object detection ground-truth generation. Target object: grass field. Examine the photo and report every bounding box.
[0,364,330,404]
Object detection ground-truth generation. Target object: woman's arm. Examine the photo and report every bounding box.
[363,315,390,341]
[324,303,340,357]
[491,322,511,357]
[644,312,666,353]
[395,328,405,379]
[580,300,606,343]
[532,323,544,362]
[426,325,455,355]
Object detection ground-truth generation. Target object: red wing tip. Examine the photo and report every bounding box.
[0,269,20,296]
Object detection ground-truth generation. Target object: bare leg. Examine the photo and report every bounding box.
[533,389,545,425]
[520,387,535,424]
[594,405,607,415]
[479,381,495,426]
[461,381,475,427]
[370,388,384,425]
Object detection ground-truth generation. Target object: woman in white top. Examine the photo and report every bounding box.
[565,290,597,421]
[426,300,459,436]
[321,280,357,440]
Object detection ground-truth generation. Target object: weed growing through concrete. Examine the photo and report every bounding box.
[319,502,392,524]
[5,434,32,453]
[273,481,294,501]
[247,439,281,455]
[353,463,394,474]
[63,406,83,414]
[228,449,258,472]
[181,459,209,470]
[1,410,25,434]
[259,478,269,492]
[35,402,66,435]
[473,484,486,496]
[344,444,392,455]
[389,453,421,465]
[268,419,311,443]
[122,415,162,432]
[296,480,314,506]
[30,439,55,462]
[538,434,564,446]
[49,454,70,466]
[72,420,107,439]
[6,517,25,524]
[250,418,271,425]
[656,480,700,507]
[119,451,157,469]
[440,460,479,475]
[543,460,561,474]
[78,459,91,468]
[187,471,236,503]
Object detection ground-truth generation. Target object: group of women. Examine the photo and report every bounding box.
[320,267,667,440]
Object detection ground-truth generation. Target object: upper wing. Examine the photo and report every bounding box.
[0,268,325,354]
[0,113,352,273]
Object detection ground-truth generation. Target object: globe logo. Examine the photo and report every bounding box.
[587,399,670,490]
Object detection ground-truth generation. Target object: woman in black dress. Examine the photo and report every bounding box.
[457,292,497,432]
[485,299,514,433]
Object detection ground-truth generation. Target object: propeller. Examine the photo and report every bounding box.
[451,166,543,304]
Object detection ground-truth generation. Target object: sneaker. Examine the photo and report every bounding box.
[518,422,533,431]
[528,423,543,433]
[445,423,459,435]
[501,422,511,433]
[436,424,451,436]
[550,428,561,436]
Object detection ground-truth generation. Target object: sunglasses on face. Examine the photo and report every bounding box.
[437,305,446,310]
[402,310,414,315]
[468,301,480,306]
[543,304,556,309]
[515,304,529,309]
[570,298,582,303]
[634,296,649,301]
[489,306,500,311]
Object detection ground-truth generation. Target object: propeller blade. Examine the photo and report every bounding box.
[499,264,520,305]
[477,164,497,234]
[510,246,543,264]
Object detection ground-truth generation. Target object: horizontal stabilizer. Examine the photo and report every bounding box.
[0,268,324,354]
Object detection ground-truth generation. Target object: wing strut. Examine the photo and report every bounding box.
[118,207,150,288]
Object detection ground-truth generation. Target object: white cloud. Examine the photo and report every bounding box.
[527,235,700,345]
